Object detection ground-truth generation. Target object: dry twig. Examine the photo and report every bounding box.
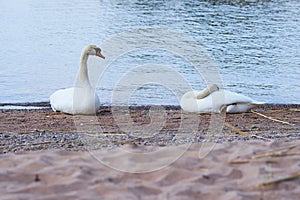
[229,160,250,164]
[224,122,251,140]
[230,144,299,164]
[251,110,294,125]
[258,172,300,187]
[252,144,298,159]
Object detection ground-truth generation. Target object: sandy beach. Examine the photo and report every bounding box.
[0,104,299,199]
[1,0,300,199]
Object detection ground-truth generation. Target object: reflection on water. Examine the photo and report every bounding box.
[0,0,299,104]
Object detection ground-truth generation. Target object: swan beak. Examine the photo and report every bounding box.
[96,51,105,59]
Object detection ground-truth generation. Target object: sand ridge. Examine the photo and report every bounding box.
[1,141,300,199]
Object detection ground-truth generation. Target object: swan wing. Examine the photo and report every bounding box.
[50,87,100,114]
[220,90,265,113]
[50,88,75,114]
[182,90,264,113]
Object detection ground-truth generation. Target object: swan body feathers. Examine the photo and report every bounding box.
[180,84,265,113]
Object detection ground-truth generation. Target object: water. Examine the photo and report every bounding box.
[0,0,299,105]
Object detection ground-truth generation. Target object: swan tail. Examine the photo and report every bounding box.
[224,101,266,113]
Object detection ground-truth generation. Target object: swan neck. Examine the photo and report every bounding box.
[197,87,211,99]
[79,52,91,87]
[197,85,218,99]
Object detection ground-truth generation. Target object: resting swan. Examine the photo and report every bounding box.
[180,84,265,113]
[50,45,105,115]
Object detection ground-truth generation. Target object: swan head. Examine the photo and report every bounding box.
[84,45,105,59]
[207,84,219,93]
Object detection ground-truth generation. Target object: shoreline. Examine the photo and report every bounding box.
[0,103,299,154]
[0,101,299,108]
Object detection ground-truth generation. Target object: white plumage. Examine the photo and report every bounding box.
[50,45,105,115]
[180,84,265,113]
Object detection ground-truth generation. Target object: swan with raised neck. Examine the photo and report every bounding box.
[50,45,105,115]
[79,45,105,87]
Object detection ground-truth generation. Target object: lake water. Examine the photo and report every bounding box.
[0,0,299,106]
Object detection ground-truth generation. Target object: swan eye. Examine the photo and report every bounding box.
[94,48,101,53]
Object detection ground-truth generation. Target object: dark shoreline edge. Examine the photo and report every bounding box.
[0,101,50,107]
[0,102,299,111]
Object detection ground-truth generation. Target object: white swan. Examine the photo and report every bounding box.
[50,45,105,115]
[180,84,265,113]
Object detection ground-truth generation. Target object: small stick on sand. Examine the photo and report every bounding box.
[251,110,295,126]
[231,144,300,165]
[258,172,300,187]
[252,144,298,159]
[229,160,250,164]
[224,122,251,140]
[220,104,251,140]
[230,145,299,167]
